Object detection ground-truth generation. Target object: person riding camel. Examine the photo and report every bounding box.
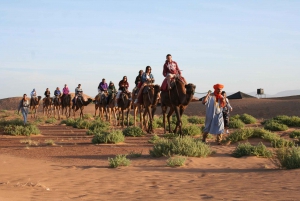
[98,78,108,104]
[62,84,70,96]
[163,54,187,90]
[115,76,129,107]
[107,81,117,104]
[53,87,62,104]
[133,70,144,96]
[30,88,38,104]
[74,84,83,104]
[134,66,154,104]
[43,88,51,104]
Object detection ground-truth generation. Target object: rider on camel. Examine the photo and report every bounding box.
[44,88,50,98]
[74,84,83,104]
[134,66,154,104]
[107,81,117,104]
[115,76,129,107]
[133,70,144,96]
[163,54,186,90]
[53,87,62,103]
[62,84,70,96]
[30,88,38,104]
[98,78,108,104]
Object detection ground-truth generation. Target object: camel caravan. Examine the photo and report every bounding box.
[28,54,196,135]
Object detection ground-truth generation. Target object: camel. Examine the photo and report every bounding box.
[117,91,132,127]
[94,92,108,120]
[52,96,62,119]
[141,84,160,133]
[161,77,196,135]
[30,96,41,118]
[106,93,118,126]
[43,97,52,118]
[61,94,72,118]
[73,96,93,119]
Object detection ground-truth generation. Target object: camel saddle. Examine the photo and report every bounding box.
[160,76,186,91]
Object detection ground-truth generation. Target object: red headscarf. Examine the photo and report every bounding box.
[213,84,225,107]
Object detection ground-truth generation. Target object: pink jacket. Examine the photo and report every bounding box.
[163,60,181,77]
[63,87,69,95]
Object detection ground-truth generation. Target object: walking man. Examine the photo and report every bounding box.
[202,84,226,145]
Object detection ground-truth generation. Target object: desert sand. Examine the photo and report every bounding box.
[1,96,300,200]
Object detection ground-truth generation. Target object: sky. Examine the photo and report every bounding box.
[1,0,300,99]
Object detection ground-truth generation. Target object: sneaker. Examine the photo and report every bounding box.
[134,99,138,104]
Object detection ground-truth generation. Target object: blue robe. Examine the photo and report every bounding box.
[203,94,224,135]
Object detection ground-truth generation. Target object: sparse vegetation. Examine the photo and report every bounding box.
[232,142,273,158]
[182,124,202,136]
[289,130,300,138]
[128,150,142,158]
[229,118,245,129]
[264,120,289,131]
[123,126,144,137]
[223,128,294,148]
[45,139,55,146]
[149,136,212,157]
[20,139,39,146]
[275,147,300,169]
[92,130,125,144]
[45,117,57,124]
[148,134,160,144]
[188,116,205,124]
[166,156,186,167]
[162,133,179,139]
[239,114,257,124]
[86,120,110,135]
[4,124,40,136]
[108,154,131,168]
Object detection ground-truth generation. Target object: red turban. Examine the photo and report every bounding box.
[213,83,225,107]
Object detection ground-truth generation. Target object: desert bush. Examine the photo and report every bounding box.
[182,124,202,136]
[289,130,300,139]
[149,136,212,157]
[275,147,300,169]
[171,114,188,127]
[273,115,300,127]
[223,128,254,143]
[148,134,160,144]
[86,120,110,135]
[124,115,135,126]
[74,119,92,129]
[229,118,245,129]
[108,154,131,168]
[0,118,24,128]
[60,118,76,126]
[123,126,144,137]
[188,116,205,124]
[4,124,40,136]
[239,114,257,124]
[128,150,142,158]
[45,139,55,145]
[166,156,186,167]
[153,116,164,128]
[232,142,272,158]
[20,139,39,146]
[33,117,45,125]
[92,130,125,144]
[264,120,288,131]
[45,117,57,124]
[83,113,93,120]
[162,133,179,139]
[230,114,240,120]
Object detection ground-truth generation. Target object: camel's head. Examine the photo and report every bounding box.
[185,83,196,95]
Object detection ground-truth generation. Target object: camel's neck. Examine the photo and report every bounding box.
[175,81,187,104]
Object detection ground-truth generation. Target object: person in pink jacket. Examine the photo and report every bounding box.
[163,54,186,90]
[63,84,70,95]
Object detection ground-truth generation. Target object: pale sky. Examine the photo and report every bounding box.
[1,0,299,98]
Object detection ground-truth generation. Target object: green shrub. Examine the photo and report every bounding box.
[20,139,39,146]
[123,126,144,137]
[162,133,179,139]
[273,115,300,127]
[45,117,57,124]
[182,124,202,136]
[60,118,76,126]
[275,147,300,169]
[108,155,131,168]
[239,114,257,124]
[223,128,254,143]
[171,114,188,127]
[86,120,110,135]
[264,120,289,131]
[45,139,56,145]
[148,134,160,144]
[83,113,93,120]
[0,118,24,128]
[153,116,164,128]
[74,119,92,129]
[229,118,245,129]
[92,130,125,144]
[188,116,205,124]
[232,142,272,158]
[124,115,135,126]
[128,151,142,158]
[33,117,45,125]
[289,130,300,138]
[166,156,186,167]
[4,124,40,136]
[150,136,212,157]
[231,114,240,120]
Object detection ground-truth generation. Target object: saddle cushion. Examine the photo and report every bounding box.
[160,77,186,91]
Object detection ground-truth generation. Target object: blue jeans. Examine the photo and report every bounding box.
[22,110,28,124]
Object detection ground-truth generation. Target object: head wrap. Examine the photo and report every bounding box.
[213,84,225,107]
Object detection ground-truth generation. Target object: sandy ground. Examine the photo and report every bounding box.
[1,97,300,200]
